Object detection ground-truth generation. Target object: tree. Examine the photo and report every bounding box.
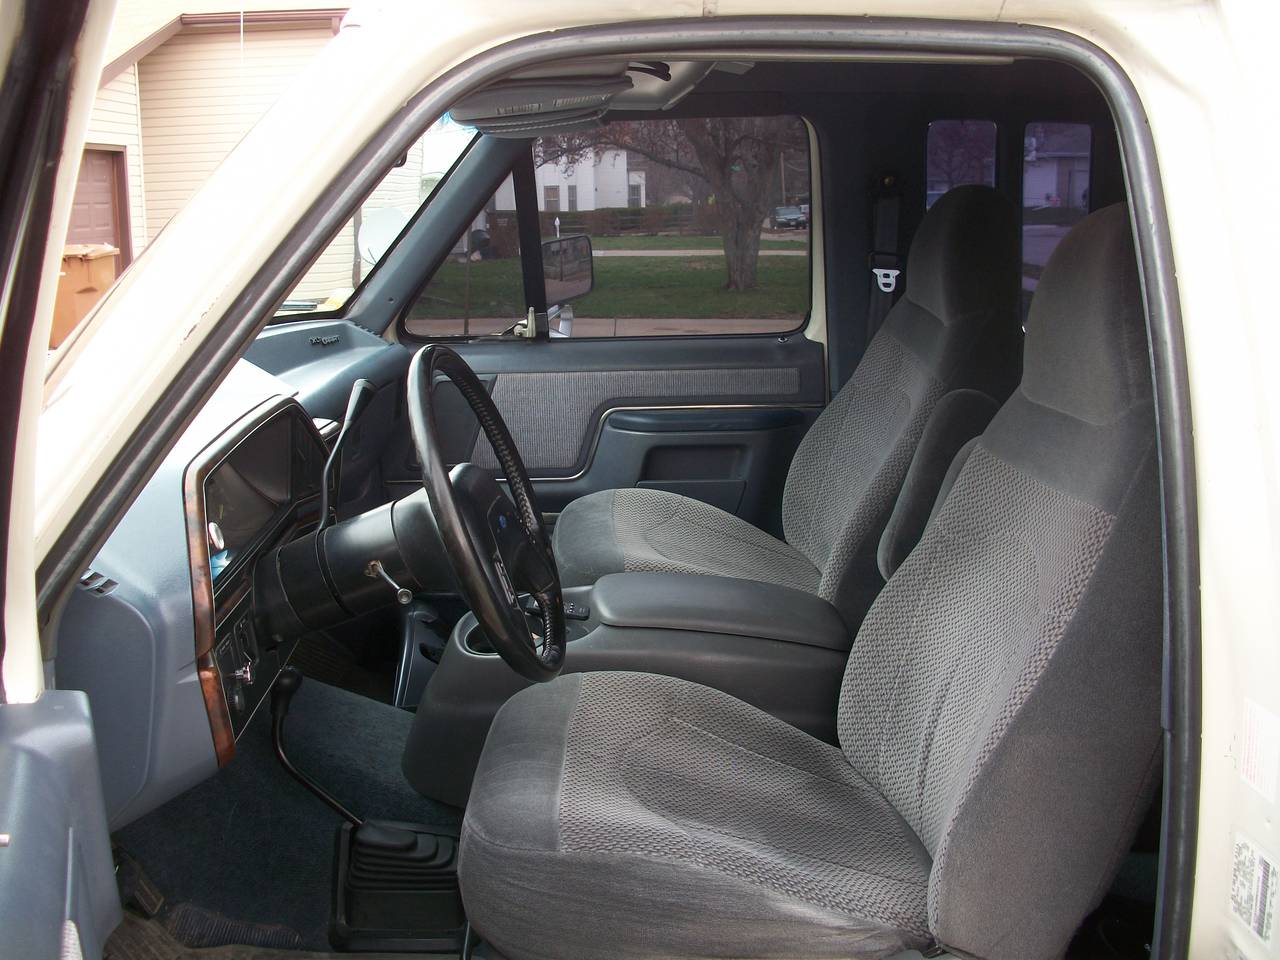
[537,116,806,291]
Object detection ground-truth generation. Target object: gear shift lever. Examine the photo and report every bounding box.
[273,667,466,951]
[271,666,362,825]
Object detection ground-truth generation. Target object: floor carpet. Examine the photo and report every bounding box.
[115,678,461,952]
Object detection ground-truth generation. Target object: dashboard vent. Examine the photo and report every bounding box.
[78,569,118,596]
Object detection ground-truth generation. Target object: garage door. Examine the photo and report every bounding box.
[68,149,123,270]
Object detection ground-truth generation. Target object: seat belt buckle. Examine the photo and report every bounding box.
[872,268,900,294]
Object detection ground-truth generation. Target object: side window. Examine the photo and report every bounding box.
[405,116,812,341]
[537,116,811,338]
[404,174,526,338]
[926,120,997,208]
[1022,122,1091,314]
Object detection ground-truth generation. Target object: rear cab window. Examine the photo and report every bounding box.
[925,119,996,207]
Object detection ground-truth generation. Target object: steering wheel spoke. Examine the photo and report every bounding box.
[408,345,566,682]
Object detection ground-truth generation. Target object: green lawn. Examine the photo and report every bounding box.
[586,234,807,251]
[409,254,809,325]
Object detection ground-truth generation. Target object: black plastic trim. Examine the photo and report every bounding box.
[34,20,1198,958]
[512,145,548,321]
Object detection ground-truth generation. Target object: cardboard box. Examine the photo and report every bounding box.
[51,243,119,348]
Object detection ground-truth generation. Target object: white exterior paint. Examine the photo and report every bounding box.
[291,133,426,299]
[590,149,632,209]
[15,6,1280,958]
[494,148,638,211]
[136,22,358,298]
[84,63,147,256]
[138,25,337,239]
[1022,157,1088,209]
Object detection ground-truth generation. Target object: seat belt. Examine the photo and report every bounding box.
[866,172,903,339]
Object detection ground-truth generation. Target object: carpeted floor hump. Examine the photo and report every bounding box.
[114,678,462,952]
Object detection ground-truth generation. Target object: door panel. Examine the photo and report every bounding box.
[0,692,121,959]
[470,365,804,475]
[381,334,824,533]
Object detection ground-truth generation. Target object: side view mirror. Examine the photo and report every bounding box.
[542,234,594,305]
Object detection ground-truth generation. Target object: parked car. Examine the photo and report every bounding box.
[0,2,1268,959]
[771,204,808,228]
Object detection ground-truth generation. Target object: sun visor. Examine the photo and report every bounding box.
[451,75,633,137]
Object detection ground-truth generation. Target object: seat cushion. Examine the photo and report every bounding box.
[460,672,932,960]
[552,487,819,594]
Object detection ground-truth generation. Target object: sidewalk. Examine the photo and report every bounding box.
[592,249,806,258]
[403,316,792,338]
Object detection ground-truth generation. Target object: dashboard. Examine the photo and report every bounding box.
[53,326,413,831]
[184,398,330,764]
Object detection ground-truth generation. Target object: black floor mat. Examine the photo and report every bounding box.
[115,679,461,952]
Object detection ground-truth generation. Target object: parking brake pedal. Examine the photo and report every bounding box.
[330,819,465,953]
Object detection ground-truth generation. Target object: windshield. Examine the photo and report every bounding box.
[276,115,477,317]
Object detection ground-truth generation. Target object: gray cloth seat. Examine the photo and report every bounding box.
[553,185,1021,626]
[459,204,1164,960]
[461,672,933,960]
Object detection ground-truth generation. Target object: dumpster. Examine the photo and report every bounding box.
[51,243,119,348]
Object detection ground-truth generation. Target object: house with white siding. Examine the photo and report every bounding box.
[75,2,378,301]
[492,149,646,213]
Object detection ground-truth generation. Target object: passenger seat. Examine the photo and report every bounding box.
[552,185,1021,626]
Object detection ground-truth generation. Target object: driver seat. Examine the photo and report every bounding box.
[458,204,1162,960]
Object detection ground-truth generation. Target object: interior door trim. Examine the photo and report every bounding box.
[529,402,820,483]
[385,401,821,487]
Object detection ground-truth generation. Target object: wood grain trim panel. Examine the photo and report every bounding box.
[182,395,293,767]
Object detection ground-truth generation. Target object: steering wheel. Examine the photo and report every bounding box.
[406,344,565,682]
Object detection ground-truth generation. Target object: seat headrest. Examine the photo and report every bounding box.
[1022,204,1151,424]
[905,185,1019,326]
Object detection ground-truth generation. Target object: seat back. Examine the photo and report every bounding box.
[838,204,1161,960]
[782,185,1020,625]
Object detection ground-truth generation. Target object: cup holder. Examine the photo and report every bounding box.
[462,622,496,656]
[457,604,589,657]
[459,617,541,656]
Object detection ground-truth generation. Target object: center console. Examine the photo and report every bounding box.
[402,571,853,807]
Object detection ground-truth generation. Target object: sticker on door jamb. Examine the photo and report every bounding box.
[1231,834,1277,945]
[1240,699,1280,803]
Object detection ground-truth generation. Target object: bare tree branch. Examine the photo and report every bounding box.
[537,115,807,290]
